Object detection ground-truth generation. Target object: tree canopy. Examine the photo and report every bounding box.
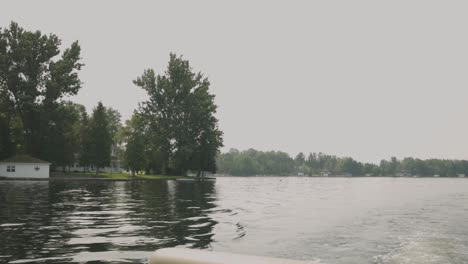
[133,53,223,176]
[87,102,112,172]
[123,113,147,175]
[0,21,83,161]
[0,22,226,176]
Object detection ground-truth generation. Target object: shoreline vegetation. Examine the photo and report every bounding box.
[55,172,191,180]
[1,173,465,181]
[1,22,466,180]
[0,173,215,181]
[216,149,468,178]
[0,22,223,178]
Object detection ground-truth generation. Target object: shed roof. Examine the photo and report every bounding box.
[0,155,50,164]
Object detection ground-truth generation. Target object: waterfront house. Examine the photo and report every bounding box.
[0,155,50,178]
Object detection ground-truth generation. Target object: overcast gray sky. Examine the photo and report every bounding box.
[2,1,467,163]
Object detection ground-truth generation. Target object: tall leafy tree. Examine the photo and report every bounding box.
[295,152,305,166]
[123,116,146,176]
[78,109,92,171]
[0,116,13,160]
[125,133,146,176]
[104,107,123,170]
[134,53,223,176]
[46,102,85,170]
[0,97,14,159]
[88,102,112,173]
[0,21,83,159]
[105,107,122,144]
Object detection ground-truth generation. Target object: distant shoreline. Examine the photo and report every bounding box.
[1,175,465,181]
[214,174,466,178]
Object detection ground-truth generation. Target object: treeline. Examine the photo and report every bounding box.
[0,22,223,176]
[217,149,468,177]
[217,149,295,176]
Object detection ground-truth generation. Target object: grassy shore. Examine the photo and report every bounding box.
[61,172,192,180]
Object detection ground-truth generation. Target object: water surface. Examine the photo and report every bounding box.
[1,177,468,263]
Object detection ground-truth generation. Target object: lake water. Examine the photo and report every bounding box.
[1,177,468,264]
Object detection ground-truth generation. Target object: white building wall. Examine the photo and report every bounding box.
[0,163,50,178]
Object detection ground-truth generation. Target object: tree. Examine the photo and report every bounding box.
[124,131,146,176]
[0,104,13,160]
[45,102,85,170]
[187,86,224,176]
[78,109,92,171]
[122,112,147,175]
[105,107,122,144]
[192,127,223,176]
[216,149,295,176]
[339,157,362,176]
[0,21,83,159]
[134,53,223,176]
[104,107,123,172]
[0,84,14,159]
[295,152,305,166]
[88,102,111,173]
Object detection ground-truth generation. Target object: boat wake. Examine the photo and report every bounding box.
[374,231,468,264]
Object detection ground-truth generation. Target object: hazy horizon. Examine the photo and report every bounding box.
[2,1,467,163]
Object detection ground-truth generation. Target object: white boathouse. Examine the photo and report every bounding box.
[0,155,50,178]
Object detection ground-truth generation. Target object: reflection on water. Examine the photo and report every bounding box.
[0,180,221,263]
[1,177,468,264]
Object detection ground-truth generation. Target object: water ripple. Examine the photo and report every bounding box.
[2,178,468,264]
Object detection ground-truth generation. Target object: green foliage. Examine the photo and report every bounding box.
[0,112,13,160]
[4,22,463,179]
[133,54,223,176]
[123,113,147,175]
[295,152,305,166]
[78,109,91,169]
[105,107,122,144]
[75,103,122,172]
[217,148,295,176]
[218,149,468,177]
[45,101,85,169]
[124,133,146,175]
[87,102,112,171]
[0,22,224,176]
[0,21,83,159]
